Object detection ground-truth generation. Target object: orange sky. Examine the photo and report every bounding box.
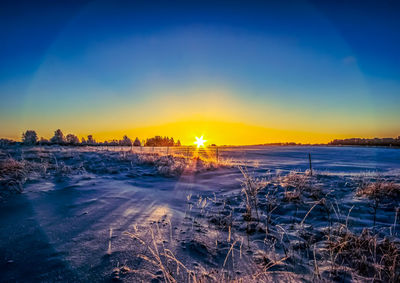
[1,86,394,145]
[98,122,331,145]
[80,120,372,145]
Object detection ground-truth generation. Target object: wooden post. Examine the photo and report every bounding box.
[308,153,313,176]
[216,147,219,162]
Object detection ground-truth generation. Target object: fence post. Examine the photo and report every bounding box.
[216,147,219,162]
[308,153,313,175]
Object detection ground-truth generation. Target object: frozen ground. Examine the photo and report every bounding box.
[0,146,399,282]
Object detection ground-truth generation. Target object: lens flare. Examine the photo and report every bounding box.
[194,136,207,148]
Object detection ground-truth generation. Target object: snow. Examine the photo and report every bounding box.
[0,145,399,282]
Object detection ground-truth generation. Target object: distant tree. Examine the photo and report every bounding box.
[145,135,177,146]
[38,137,50,145]
[50,129,65,144]
[66,134,80,145]
[133,137,141,146]
[0,138,16,146]
[120,135,132,146]
[87,135,96,145]
[328,137,400,147]
[176,140,181,146]
[22,130,38,144]
[81,137,86,144]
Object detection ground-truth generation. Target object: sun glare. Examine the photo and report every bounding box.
[194,136,207,148]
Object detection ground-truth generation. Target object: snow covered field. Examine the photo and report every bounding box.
[0,145,399,282]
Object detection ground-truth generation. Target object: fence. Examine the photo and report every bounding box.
[80,145,316,171]
[88,145,221,161]
[14,144,317,172]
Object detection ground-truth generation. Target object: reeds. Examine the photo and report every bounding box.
[356,178,400,200]
[328,227,400,282]
[239,166,269,222]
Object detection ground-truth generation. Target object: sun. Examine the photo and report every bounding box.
[194,136,207,148]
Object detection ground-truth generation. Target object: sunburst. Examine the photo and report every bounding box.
[194,136,207,148]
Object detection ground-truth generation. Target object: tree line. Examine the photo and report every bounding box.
[1,129,182,147]
[329,137,400,147]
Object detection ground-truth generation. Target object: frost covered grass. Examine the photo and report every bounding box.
[0,158,29,195]
[135,152,234,177]
[328,227,400,282]
[1,146,400,282]
[120,168,398,282]
[0,157,46,198]
[0,146,233,198]
[239,166,270,222]
[356,177,400,200]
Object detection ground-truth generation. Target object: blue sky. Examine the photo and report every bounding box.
[0,0,399,143]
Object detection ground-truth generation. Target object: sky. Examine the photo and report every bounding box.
[0,0,399,145]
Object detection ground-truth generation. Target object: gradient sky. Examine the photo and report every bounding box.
[1,0,399,145]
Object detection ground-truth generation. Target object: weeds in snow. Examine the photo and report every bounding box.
[239,166,269,222]
[356,177,400,200]
[328,228,400,282]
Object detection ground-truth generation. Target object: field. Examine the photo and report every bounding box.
[1,145,400,282]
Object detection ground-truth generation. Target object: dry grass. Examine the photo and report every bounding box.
[123,223,296,283]
[138,153,188,177]
[137,153,233,177]
[0,158,44,197]
[328,227,400,282]
[356,178,400,200]
[355,177,400,229]
[0,158,27,177]
[278,170,323,201]
[239,166,270,222]
[124,225,200,283]
[279,171,309,202]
